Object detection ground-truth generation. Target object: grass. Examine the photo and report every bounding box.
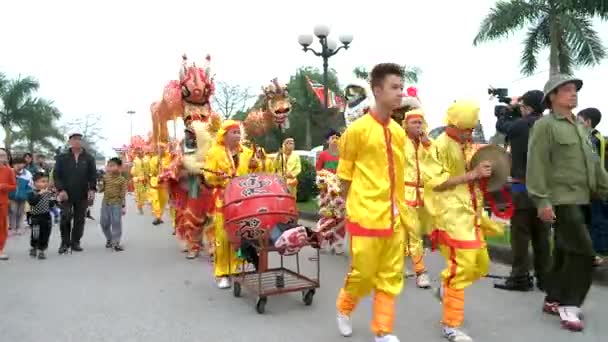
[486,226,511,246]
[297,199,319,213]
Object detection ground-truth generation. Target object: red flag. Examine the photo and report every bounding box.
[306,76,344,110]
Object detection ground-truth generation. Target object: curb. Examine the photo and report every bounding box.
[298,210,608,287]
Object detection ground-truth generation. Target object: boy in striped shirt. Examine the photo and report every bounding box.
[99,158,128,251]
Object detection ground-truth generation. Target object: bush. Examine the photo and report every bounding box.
[297,158,319,202]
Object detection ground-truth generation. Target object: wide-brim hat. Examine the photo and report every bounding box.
[542,74,583,105]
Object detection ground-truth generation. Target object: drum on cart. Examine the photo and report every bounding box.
[222,173,320,314]
[223,173,298,247]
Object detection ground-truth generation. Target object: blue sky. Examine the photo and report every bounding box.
[1,0,607,155]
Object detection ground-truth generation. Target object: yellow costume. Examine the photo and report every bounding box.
[251,147,274,173]
[274,138,301,197]
[402,109,433,277]
[143,153,152,205]
[130,155,148,212]
[204,120,254,278]
[336,112,411,336]
[149,150,171,221]
[422,100,504,330]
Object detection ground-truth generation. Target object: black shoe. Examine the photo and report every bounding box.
[71,243,83,252]
[29,248,37,257]
[113,244,124,252]
[152,219,162,225]
[105,241,112,248]
[58,245,69,254]
[494,275,533,291]
[37,250,46,260]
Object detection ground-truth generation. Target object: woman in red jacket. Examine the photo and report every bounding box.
[0,148,17,260]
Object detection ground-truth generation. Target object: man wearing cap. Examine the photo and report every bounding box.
[148,143,172,225]
[316,129,340,174]
[494,90,552,292]
[423,99,504,342]
[401,108,433,289]
[527,74,608,331]
[53,133,97,253]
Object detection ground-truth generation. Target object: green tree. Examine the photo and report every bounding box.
[285,66,342,150]
[13,98,63,154]
[0,74,40,150]
[473,0,608,76]
[352,65,422,83]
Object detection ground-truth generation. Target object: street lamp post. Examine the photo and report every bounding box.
[298,25,353,109]
[126,110,135,139]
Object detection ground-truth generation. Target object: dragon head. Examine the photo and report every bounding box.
[262,78,291,126]
[179,54,215,106]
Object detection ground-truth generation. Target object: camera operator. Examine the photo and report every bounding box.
[494,90,552,292]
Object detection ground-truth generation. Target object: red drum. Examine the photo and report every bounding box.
[223,173,298,246]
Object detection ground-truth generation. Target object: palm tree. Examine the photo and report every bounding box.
[0,74,40,150]
[13,98,64,153]
[352,65,422,83]
[473,0,608,76]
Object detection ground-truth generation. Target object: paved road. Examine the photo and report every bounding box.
[1,199,606,342]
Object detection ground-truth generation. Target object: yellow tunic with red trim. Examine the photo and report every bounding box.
[403,136,434,257]
[422,133,502,249]
[204,142,254,277]
[149,152,172,218]
[130,156,148,208]
[338,113,412,236]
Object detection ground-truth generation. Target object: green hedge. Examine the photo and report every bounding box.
[297,158,319,202]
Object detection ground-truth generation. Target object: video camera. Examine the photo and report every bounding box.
[488,87,521,119]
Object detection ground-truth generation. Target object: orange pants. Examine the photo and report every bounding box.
[337,223,405,335]
[0,204,8,251]
[439,245,490,327]
[410,254,426,274]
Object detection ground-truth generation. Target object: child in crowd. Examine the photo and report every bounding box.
[9,157,33,235]
[28,172,56,260]
[99,158,128,251]
[0,148,17,260]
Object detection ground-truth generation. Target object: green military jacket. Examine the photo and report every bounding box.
[526,111,608,209]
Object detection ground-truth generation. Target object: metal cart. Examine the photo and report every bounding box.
[231,239,320,314]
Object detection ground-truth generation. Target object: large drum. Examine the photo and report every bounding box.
[223,173,298,247]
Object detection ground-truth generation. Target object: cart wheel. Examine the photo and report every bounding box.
[233,282,241,297]
[302,290,315,306]
[256,297,267,314]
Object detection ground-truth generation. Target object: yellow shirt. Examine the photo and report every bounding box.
[274,152,301,185]
[404,137,432,208]
[130,156,147,183]
[149,152,171,188]
[422,132,502,248]
[203,144,254,190]
[337,112,410,237]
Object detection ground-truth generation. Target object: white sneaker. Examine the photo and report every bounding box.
[442,326,473,342]
[216,277,231,289]
[416,273,431,288]
[0,253,8,260]
[374,334,400,342]
[336,313,353,337]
